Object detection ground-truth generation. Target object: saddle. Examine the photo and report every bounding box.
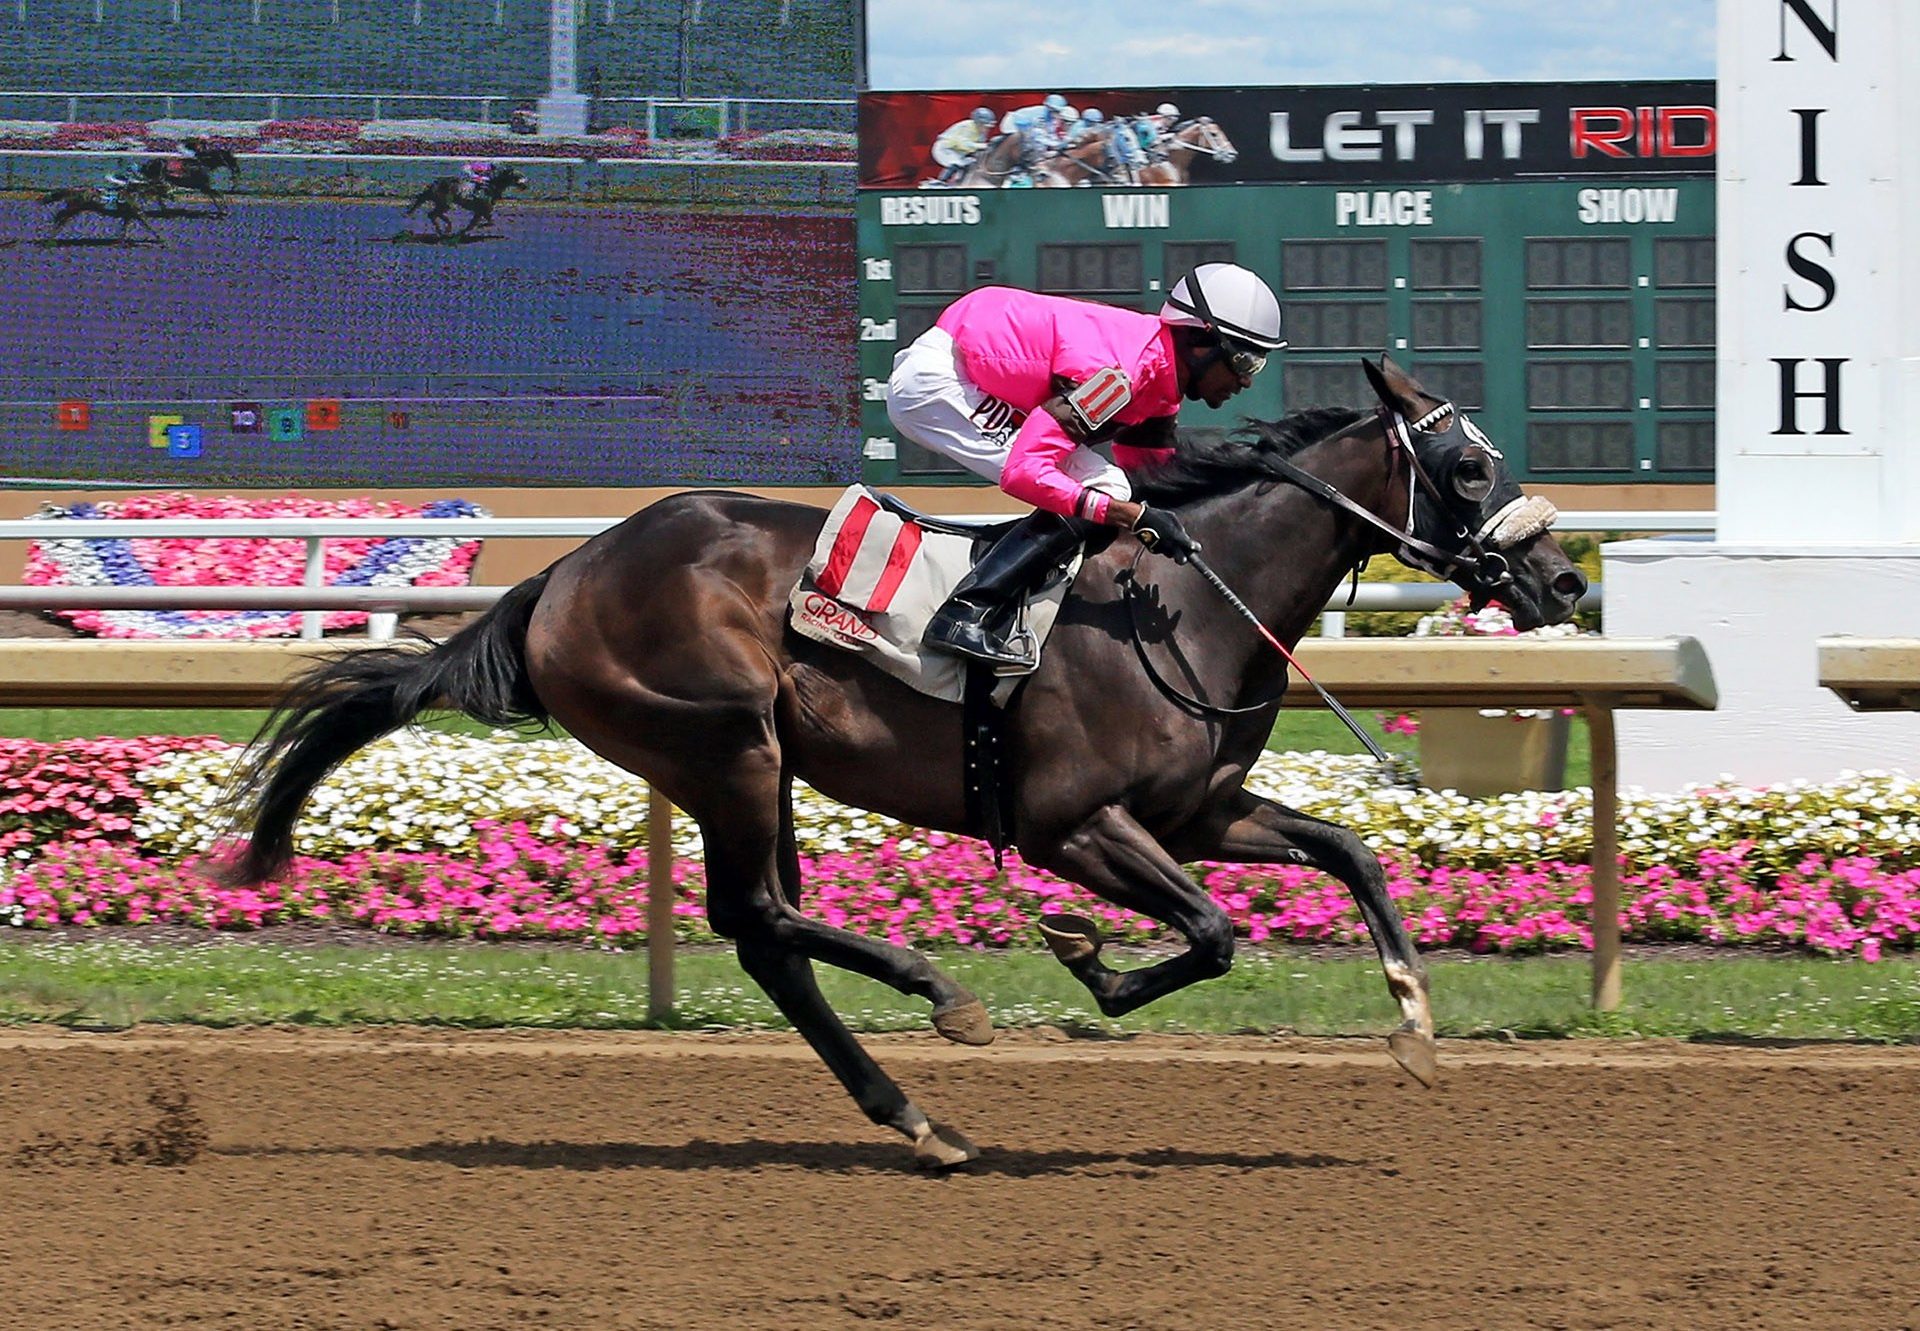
[788,486,1080,705]
[788,486,1088,863]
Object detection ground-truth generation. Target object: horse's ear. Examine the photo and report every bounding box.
[1361,356,1404,412]
[1363,355,1448,425]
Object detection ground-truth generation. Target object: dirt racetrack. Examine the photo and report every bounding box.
[3,1028,1917,1331]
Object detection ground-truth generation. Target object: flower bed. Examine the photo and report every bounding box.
[0,734,1917,957]
[24,493,487,639]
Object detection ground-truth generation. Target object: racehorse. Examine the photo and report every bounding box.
[949,132,1032,188]
[1030,117,1238,188]
[136,140,242,215]
[40,184,166,243]
[217,357,1585,1169]
[401,164,529,238]
[1137,116,1237,186]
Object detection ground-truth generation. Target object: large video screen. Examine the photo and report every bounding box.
[0,0,859,487]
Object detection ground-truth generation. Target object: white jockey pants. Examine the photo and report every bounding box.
[885,327,1132,501]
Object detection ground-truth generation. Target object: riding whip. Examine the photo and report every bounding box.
[1185,551,1393,765]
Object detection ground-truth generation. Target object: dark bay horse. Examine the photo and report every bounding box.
[401,165,529,237]
[136,141,241,215]
[41,185,166,243]
[219,357,1585,1168]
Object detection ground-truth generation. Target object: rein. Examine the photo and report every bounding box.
[1117,547,1389,761]
[1115,403,1549,756]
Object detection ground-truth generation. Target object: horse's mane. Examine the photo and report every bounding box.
[1130,406,1368,505]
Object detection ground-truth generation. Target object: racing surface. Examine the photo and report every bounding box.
[3,1028,1916,1330]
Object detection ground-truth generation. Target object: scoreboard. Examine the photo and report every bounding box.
[856,81,1716,490]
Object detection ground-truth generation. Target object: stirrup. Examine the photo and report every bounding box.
[924,608,1035,669]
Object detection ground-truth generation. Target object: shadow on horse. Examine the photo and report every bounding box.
[40,185,166,243]
[217,357,1586,1169]
[401,165,529,238]
[136,140,242,216]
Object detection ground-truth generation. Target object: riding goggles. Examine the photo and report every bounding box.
[1218,335,1273,378]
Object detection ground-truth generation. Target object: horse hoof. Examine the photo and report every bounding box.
[1037,913,1102,966]
[1387,1025,1439,1089]
[913,1121,980,1171]
[932,996,995,1047]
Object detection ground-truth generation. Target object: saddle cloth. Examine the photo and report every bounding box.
[787,486,1080,705]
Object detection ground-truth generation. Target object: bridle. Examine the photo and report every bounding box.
[1266,401,1556,600]
[1171,118,1236,161]
[1118,403,1559,722]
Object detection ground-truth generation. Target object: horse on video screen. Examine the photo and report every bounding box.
[136,140,242,215]
[947,132,1034,189]
[401,165,529,238]
[41,184,167,243]
[1031,117,1238,188]
[217,357,1585,1169]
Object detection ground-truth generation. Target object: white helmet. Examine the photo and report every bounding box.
[1044,93,1068,111]
[1160,263,1286,350]
[1156,102,1180,119]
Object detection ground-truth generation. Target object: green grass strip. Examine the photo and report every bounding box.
[0,706,1595,786]
[2,940,1915,1041]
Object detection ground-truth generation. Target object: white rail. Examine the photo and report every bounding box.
[0,512,1700,640]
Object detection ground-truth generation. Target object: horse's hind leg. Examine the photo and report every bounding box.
[735,940,977,1169]
[701,791,979,1169]
[773,771,992,1045]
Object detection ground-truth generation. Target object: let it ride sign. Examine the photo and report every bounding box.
[1717,1,1920,543]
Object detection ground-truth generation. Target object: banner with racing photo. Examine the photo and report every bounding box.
[858,81,1715,190]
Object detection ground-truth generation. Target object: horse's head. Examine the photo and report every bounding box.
[1361,355,1586,630]
[1181,117,1237,164]
[492,165,529,194]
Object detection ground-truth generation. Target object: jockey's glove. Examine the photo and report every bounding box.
[1131,506,1200,564]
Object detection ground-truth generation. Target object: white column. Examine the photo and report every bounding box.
[1606,0,1920,788]
[1715,0,1914,543]
[537,0,590,136]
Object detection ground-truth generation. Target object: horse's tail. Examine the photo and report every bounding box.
[216,570,552,886]
[402,187,430,213]
[40,188,78,204]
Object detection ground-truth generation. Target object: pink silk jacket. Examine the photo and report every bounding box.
[935,287,1180,523]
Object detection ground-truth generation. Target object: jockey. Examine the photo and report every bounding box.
[886,263,1286,666]
[1000,93,1076,154]
[931,107,998,185]
[1064,106,1106,146]
[461,160,494,193]
[1131,102,1182,160]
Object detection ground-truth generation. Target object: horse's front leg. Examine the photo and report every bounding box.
[1027,804,1237,1018]
[1164,790,1437,1087]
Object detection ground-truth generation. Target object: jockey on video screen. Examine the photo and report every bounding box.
[931,107,998,184]
[884,263,1286,666]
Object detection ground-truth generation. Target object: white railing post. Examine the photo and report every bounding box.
[301,537,325,640]
[1320,610,1347,639]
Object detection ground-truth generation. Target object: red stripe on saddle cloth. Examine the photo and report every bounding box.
[865,521,922,613]
[816,494,879,597]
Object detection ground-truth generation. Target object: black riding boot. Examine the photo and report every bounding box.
[923,511,1088,667]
